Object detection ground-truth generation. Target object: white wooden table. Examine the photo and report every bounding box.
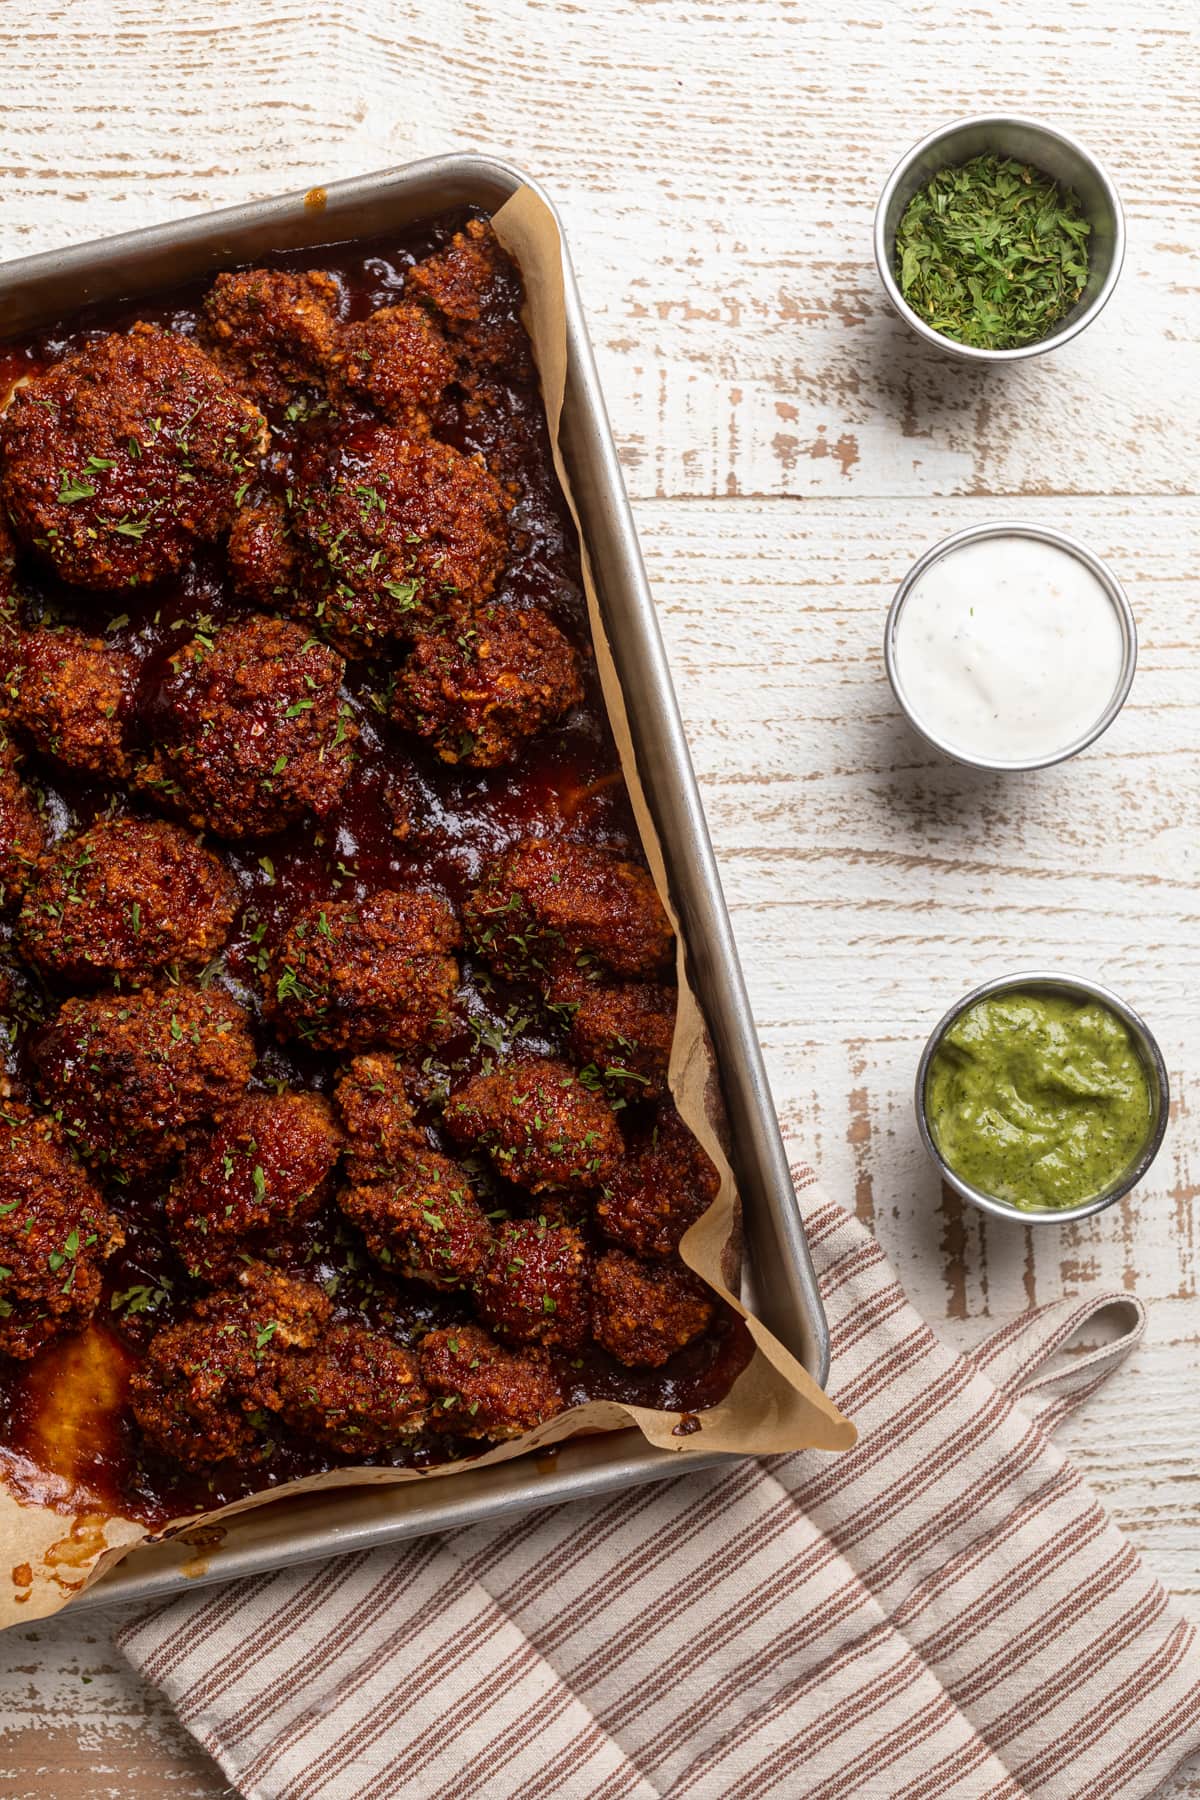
[1,1,1197,1793]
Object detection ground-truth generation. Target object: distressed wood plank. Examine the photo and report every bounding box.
[0,1605,231,1796]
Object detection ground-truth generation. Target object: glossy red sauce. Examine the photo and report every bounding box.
[0,211,752,1528]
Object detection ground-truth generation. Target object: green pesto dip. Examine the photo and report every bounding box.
[925,990,1152,1212]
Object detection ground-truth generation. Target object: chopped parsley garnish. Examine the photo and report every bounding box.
[56,472,95,504]
[894,153,1091,350]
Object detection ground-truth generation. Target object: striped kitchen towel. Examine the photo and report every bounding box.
[117,1186,1200,1799]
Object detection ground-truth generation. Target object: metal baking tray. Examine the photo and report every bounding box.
[0,153,829,1607]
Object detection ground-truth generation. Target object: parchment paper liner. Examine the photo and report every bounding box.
[0,185,855,1628]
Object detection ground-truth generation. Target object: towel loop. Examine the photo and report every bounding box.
[967,1291,1145,1433]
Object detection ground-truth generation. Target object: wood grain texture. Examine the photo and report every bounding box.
[0,0,1197,1793]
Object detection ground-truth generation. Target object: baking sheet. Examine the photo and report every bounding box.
[0,162,852,1625]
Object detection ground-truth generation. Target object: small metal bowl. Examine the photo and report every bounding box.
[884,520,1137,773]
[915,971,1170,1225]
[874,113,1126,363]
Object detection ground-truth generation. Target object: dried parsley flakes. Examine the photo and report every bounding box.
[894,154,1091,350]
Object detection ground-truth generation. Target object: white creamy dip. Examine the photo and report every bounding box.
[892,533,1126,764]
